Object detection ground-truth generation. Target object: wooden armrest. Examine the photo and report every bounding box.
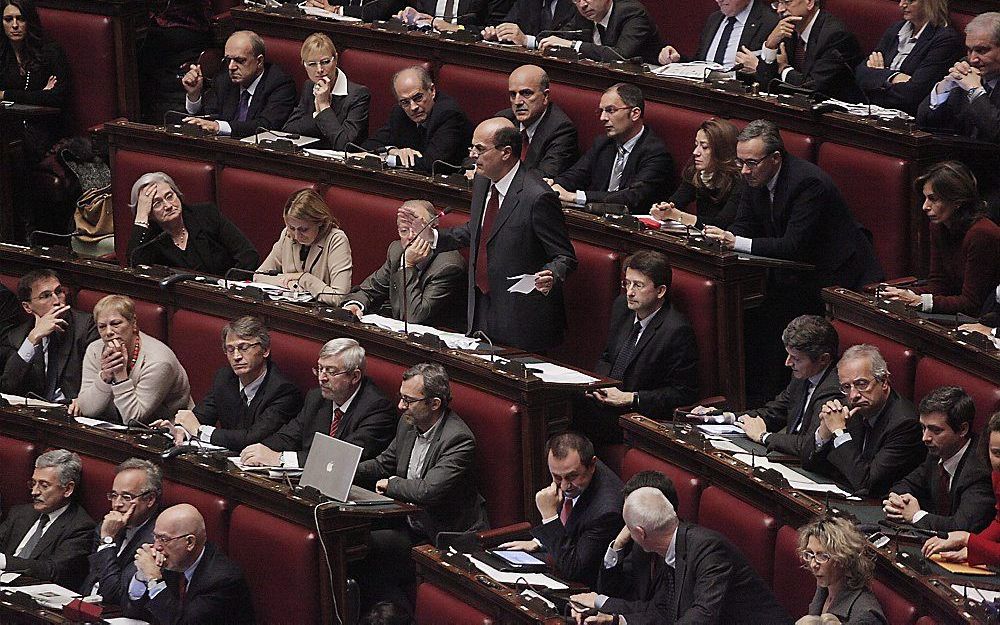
[477,522,532,545]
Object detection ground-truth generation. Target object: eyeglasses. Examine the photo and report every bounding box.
[397,91,428,108]
[31,286,67,302]
[152,533,193,545]
[106,490,154,504]
[735,153,778,169]
[313,366,355,378]
[303,57,335,69]
[224,341,262,355]
[468,143,496,155]
[799,550,833,564]
[150,190,177,210]
[839,378,875,394]
[621,279,649,291]
[399,395,429,407]
[770,0,795,8]
[597,105,633,116]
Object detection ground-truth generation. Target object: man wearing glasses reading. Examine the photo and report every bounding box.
[152,316,302,453]
[239,338,397,467]
[2,270,98,403]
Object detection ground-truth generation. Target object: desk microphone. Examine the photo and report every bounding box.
[703,62,744,82]
[28,229,84,248]
[536,29,586,39]
[472,330,496,363]
[401,206,453,334]
[595,43,644,66]
[875,519,947,540]
[223,266,280,288]
[125,418,170,439]
[830,49,871,117]
[159,273,201,290]
[346,141,385,155]
[430,159,473,179]
[128,231,170,268]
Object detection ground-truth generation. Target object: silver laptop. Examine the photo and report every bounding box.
[299,433,364,502]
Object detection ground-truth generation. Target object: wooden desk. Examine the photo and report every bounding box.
[0,104,60,242]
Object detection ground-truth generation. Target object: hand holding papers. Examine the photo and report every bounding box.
[508,274,537,294]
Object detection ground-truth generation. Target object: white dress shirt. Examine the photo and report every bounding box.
[704,0,755,66]
[186,69,265,136]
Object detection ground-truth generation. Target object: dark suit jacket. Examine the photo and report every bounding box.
[501,0,581,35]
[755,9,864,102]
[346,240,467,329]
[262,378,398,465]
[891,435,995,533]
[917,79,1000,142]
[802,390,925,497]
[530,461,623,586]
[692,0,779,62]
[364,92,472,173]
[355,409,489,541]
[200,63,297,139]
[594,297,698,420]
[855,21,964,115]
[282,77,371,150]
[808,586,886,624]
[601,522,792,625]
[555,126,675,214]
[193,361,304,452]
[498,103,579,178]
[344,0,489,26]
[127,203,261,276]
[1,309,98,401]
[80,514,157,605]
[125,542,254,625]
[747,363,841,457]
[437,165,577,351]
[576,0,662,64]
[0,501,94,589]
[729,154,883,290]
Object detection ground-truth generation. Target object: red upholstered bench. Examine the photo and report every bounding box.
[671,269,719,398]
[645,104,715,181]
[110,151,216,263]
[872,579,919,625]
[161,479,231,550]
[415,582,493,625]
[437,64,510,125]
[339,50,432,132]
[550,243,620,369]
[697,486,777,583]
[832,320,918,402]
[260,35,308,90]
[825,0,901,53]
[731,119,817,162]
[548,83,604,152]
[772,524,816,618]
[0,436,37,508]
[324,187,407,280]
[913,357,1000,434]
[620,448,704,522]
[216,168,316,259]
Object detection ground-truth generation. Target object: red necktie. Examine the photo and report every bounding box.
[560,497,573,525]
[792,36,807,70]
[330,407,344,438]
[178,575,187,605]
[520,129,529,161]
[475,186,499,294]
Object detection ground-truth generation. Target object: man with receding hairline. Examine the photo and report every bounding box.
[497,65,578,177]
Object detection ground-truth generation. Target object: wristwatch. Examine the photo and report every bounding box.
[833,428,846,439]
[101,536,115,545]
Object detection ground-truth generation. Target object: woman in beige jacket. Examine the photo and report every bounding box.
[255,189,353,305]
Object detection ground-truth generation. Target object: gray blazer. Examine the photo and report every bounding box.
[282,77,370,150]
[808,586,887,624]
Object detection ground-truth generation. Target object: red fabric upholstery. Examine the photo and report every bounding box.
[550,243,619,369]
[697,486,777,583]
[772,524,814,617]
[260,35,308,90]
[817,143,910,277]
[548,83,604,152]
[167,310,229,402]
[831,320,918,401]
[75,290,168,342]
[872,579,919,625]
[645,104,715,180]
[0,436,37,508]
[110,151,216,263]
[338,50,432,131]
[620,448,704,522]
[825,0,901,53]
[266,330,325,396]
[730,119,816,162]
[596,443,626,476]
[415,582,493,625]
[161,479,230,550]
[913,357,1000,434]
[77,455,118,521]
[228,505,321,625]
[0,274,18,292]
[216,168,315,258]
[323,186,406,280]
[437,64,510,125]
[671,269,719,398]
[38,9,116,135]
[950,12,973,34]
[915,617,940,625]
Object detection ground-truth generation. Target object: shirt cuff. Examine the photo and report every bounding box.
[146,579,166,599]
[761,432,771,445]
[431,229,439,250]
[541,515,559,525]
[928,86,950,108]
[216,120,232,136]
[185,96,202,114]
[281,451,300,469]
[387,154,399,167]
[832,431,853,448]
[760,45,778,63]
[574,190,586,206]
[885,72,899,86]
[780,66,794,81]
[912,510,928,524]
[526,35,537,49]
[920,293,933,312]
[733,236,752,253]
[573,41,582,52]
[343,300,365,312]
[17,338,36,363]
[603,543,620,568]
[0,554,6,570]
[97,542,117,552]
[595,594,609,609]
[128,575,147,600]
[199,425,215,442]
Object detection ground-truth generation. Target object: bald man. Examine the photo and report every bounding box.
[497,65,578,178]
[126,504,253,625]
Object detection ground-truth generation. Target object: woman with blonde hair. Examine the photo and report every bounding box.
[255,189,353,304]
[796,517,886,625]
[70,295,193,424]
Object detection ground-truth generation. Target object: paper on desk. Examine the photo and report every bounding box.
[228,457,303,478]
[731,453,856,498]
[305,148,348,160]
[707,438,745,453]
[466,555,568,590]
[0,573,21,583]
[952,584,1000,602]
[216,279,314,303]
[359,314,481,350]
[75,416,128,430]
[931,556,992,575]
[698,424,743,435]
[651,61,724,80]
[1,393,60,407]
[469,354,599,384]
[240,130,320,147]
[821,98,912,120]
[105,619,152,625]
[0,583,80,607]
[507,274,537,294]
[298,2,363,20]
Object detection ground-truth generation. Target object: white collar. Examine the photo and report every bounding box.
[807,364,830,388]
[664,524,678,568]
[331,68,349,96]
[244,68,265,96]
[39,502,70,524]
[766,162,782,195]
[618,125,645,153]
[799,9,820,45]
[239,366,268,399]
[416,413,445,439]
[334,381,362,414]
[942,439,972,477]
[521,106,548,136]
[182,545,207,582]
[596,1,613,28]
[492,161,520,196]
[732,0,754,25]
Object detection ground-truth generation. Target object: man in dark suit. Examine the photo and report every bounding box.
[311,0,489,28]
[2,270,98,402]
[735,315,842,457]
[803,344,925,497]
[482,0,582,44]
[657,0,779,67]
[917,13,1000,142]
[363,66,472,173]
[180,30,296,138]
[497,65,578,178]
[0,450,94,589]
[575,250,698,444]
[239,338,397,467]
[885,386,995,533]
[81,458,162,604]
[401,117,577,352]
[354,363,488,611]
[552,83,674,215]
[537,0,662,63]
[736,0,863,102]
[126,504,253,625]
[155,316,303,452]
[282,34,370,150]
[344,200,467,329]
[496,432,624,585]
[572,487,793,625]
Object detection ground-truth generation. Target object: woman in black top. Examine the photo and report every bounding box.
[126,171,261,276]
[651,118,743,230]
[0,0,71,162]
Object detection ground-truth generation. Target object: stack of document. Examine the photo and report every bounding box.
[731,453,856,498]
[360,314,480,350]
[240,130,320,147]
[216,279,314,303]
[229,457,303,478]
[1,393,60,407]
[651,61,724,80]
[464,553,567,590]
[297,2,362,20]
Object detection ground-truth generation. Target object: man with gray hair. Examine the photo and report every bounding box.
[153,316,303,452]
[0,449,94,588]
[240,337,397,467]
[180,30,296,138]
[918,12,1000,141]
[570,487,790,624]
[803,344,924,497]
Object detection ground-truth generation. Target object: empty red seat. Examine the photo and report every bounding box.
[167,310,229,402]
[915,617,940,625]
[75,290,168,342]
[772,524,815,618]
[260,35,308,90]
[228,504,321,625]
[671,270,718,398]
[415,582,493,625]
[832,320,919,401]
[913,357,1000,433]
[651,2,715,62]
[324,186,407,280]
[547,83,604,152]
[161,479,230,550]
[0,436,36,508]
[698,486,777,583]
[339,50,432,132]
[77,454,118,521]
[437,64,510,125]
[550,243,619,369]
[620,448,704,522]
[825,0,901,53]
[266,330,326,395]
[216,168,315,258]
[872,579,919,625]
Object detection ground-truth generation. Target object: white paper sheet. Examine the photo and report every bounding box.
[0,573,21,583]
[707,438,745,453]
[465,555,568,590]
[304,148,348,160]
[216,279,314,303]
[507,274,537,294]
[697,424,743,435]
[731,453,857,498]
[298,2,363,20]
[105,619,152,625]
[469,354,599,384]
[952,584,1000,603]
[1,393,61,407]
[0,583,80,608]
[240,130,320,146]
[75,417,128,430]
[228,457,303,478]
[651,61,724,80]
[359,314,480,350]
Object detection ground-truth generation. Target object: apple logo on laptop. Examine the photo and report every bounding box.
[326,462,335,473]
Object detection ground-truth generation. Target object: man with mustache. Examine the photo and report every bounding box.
[802,344,924,497]
[497,65,578,178]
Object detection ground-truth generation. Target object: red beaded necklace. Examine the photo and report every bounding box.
[127,333,141,373]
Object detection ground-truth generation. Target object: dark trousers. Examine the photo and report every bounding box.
[354,520,426,615]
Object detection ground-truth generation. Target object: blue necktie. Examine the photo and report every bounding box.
[236,90,250,122]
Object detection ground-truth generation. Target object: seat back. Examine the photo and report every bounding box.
[437,65,510,125]
[871,579,919,625]
[913,357,1000,434]
[415,582,494,625]
[772,524,815,617]
[670,270,719,398]
[644,104,712,181]
[167,310,229,402]
[77,454,118,521]
[697,486,777,583]
[260,35,308,90]
[161,480,231,550]
[338,50,432,131]
[324,186,404,280]
[832,320,918,402]
[76,290,168,342]
[825,0,901,52]
[0,436,37,509]
[267,331,326,397]
[216,168,316,258]
[550,243,620,369]
[731,119,817,162]
[653,0,715,61]
[548,83,604,152]
[619,448,704,522]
